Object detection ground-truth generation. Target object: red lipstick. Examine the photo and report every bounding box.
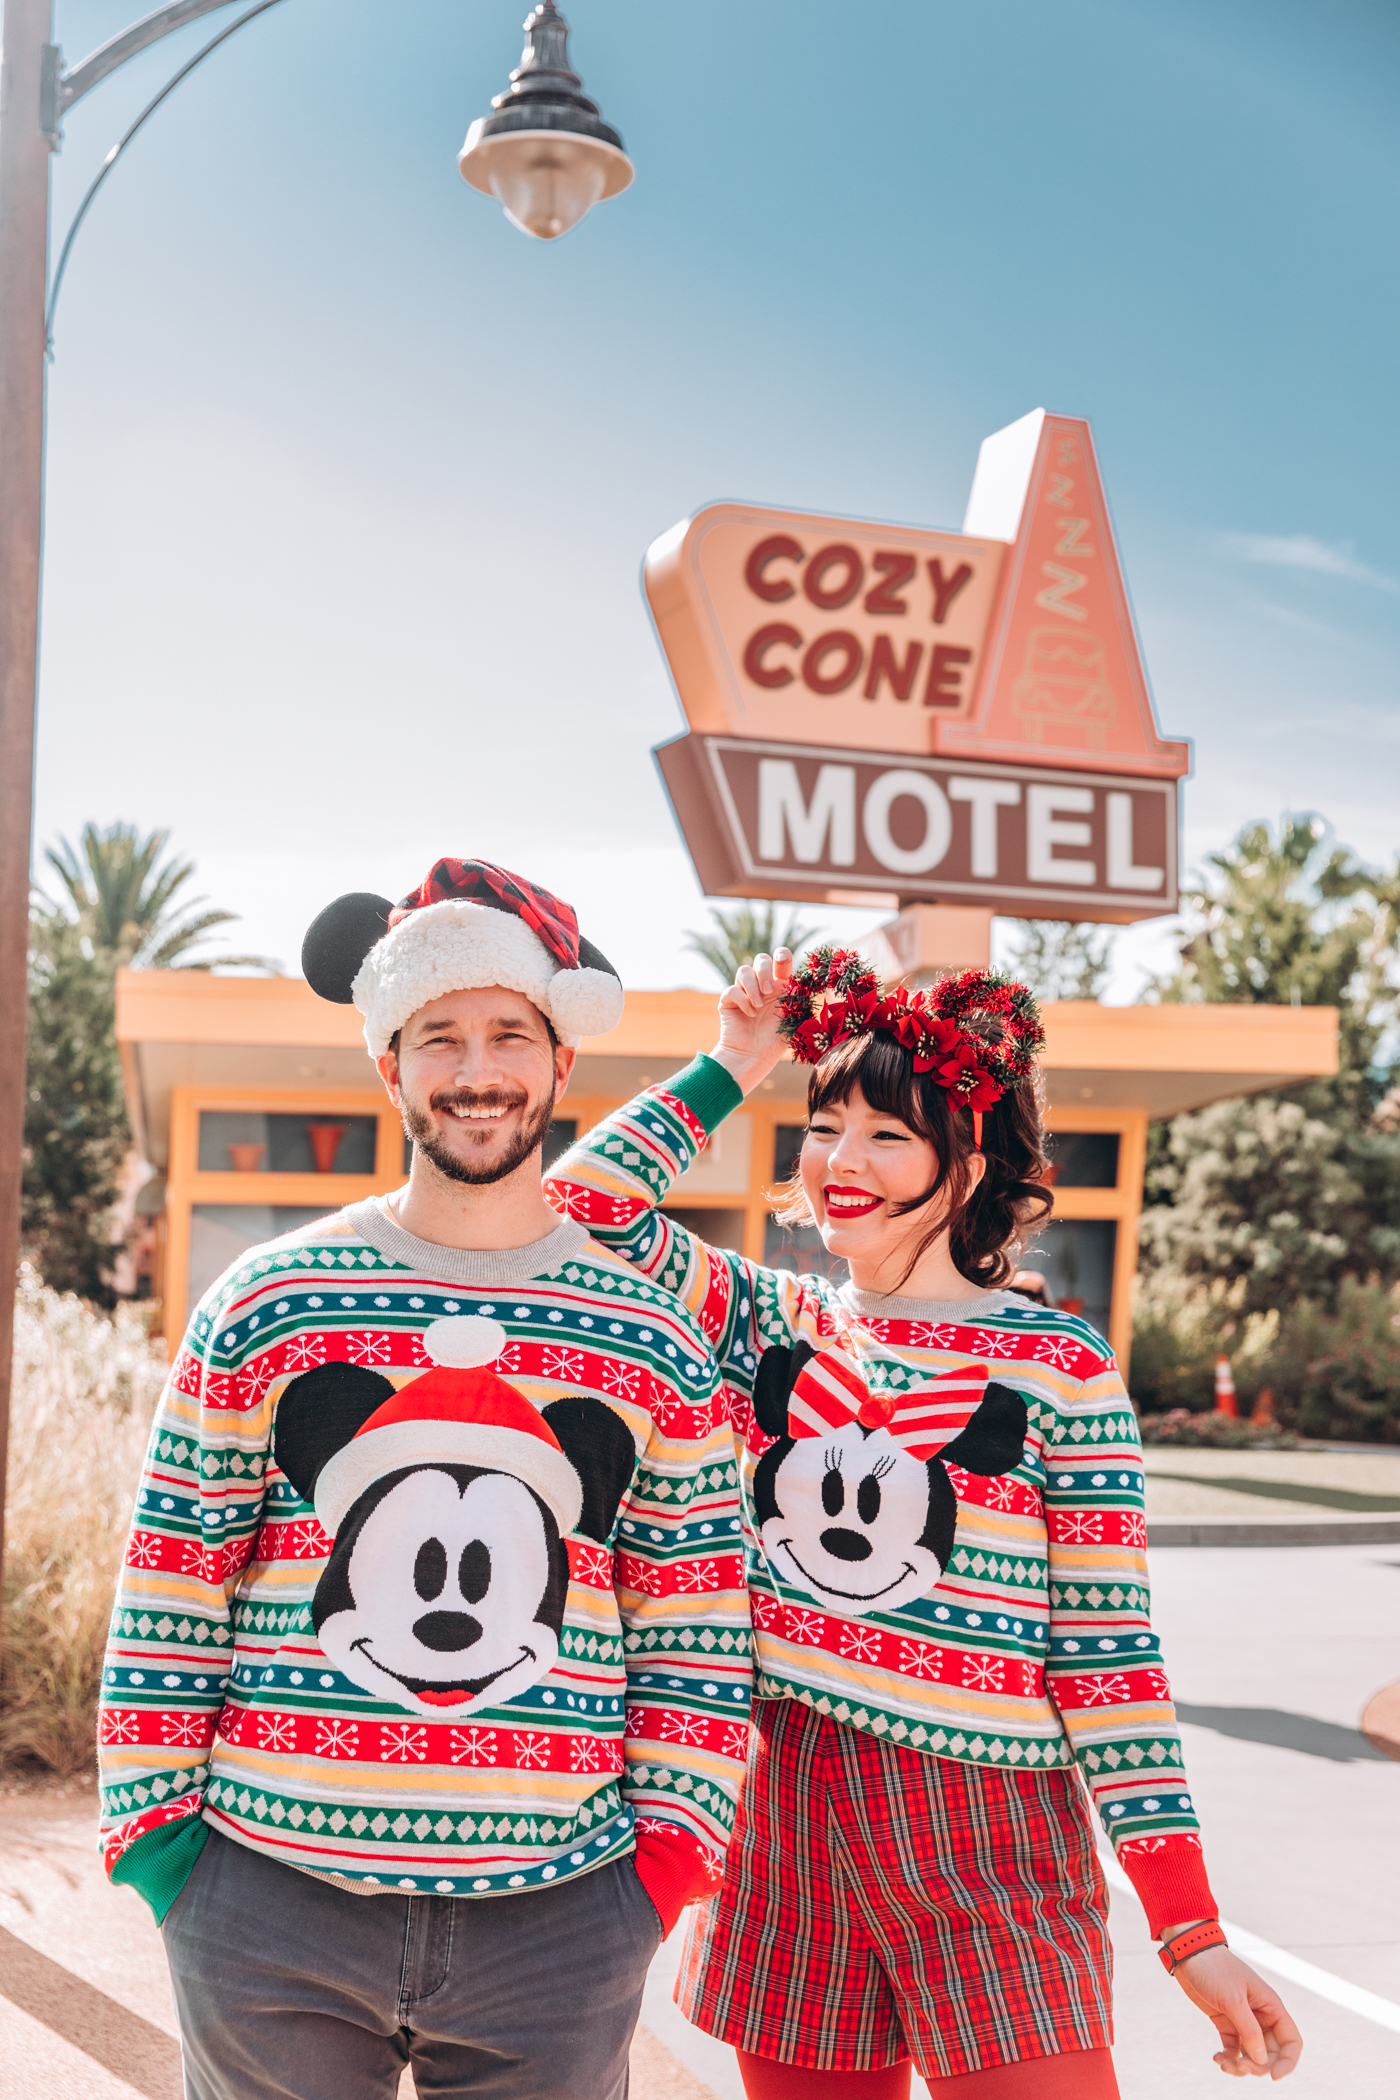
[822,1185,883,1218]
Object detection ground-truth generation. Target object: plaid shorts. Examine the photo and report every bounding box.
[677,1697,1113,2079]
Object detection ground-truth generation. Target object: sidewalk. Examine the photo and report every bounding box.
[1143,1446,1400,1521]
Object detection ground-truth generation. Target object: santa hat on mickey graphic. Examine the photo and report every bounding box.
[311,1315,584,1538]
[300,857,625,1054]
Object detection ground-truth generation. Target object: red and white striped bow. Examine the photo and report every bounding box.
[788,1346,994,1463]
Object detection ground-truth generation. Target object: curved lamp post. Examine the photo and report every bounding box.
[459,0,633,241]
[0,0,630,1601]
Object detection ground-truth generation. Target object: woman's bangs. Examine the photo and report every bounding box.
[808,1031,935,1139]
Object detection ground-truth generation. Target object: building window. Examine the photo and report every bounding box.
[664,1206,746,1254]
[1046,1131,1120,1188]
[1020,1219,1116,1339]
[199,1111,379,1176]
[543,1119,578,1172]
[762,1123,848,1285]
[188,1204,339,1313]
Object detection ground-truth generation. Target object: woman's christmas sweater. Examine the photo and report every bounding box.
[545,1058,1216,1940]
[98,1202,750,1919]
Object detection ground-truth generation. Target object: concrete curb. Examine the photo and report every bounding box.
[1148,1514,1400,1547]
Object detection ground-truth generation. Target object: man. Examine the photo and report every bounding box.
[98,858,750,2100]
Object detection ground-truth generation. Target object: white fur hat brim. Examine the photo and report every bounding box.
[315,1419,584,1538]
[351,899,624,1054]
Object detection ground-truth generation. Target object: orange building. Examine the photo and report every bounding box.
[116,970,1336,1376]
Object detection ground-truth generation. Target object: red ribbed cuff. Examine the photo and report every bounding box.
[1116,1835,1218,1941]
[632,1825,721,1938]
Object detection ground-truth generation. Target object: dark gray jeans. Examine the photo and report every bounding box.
[161,1827,664,2099]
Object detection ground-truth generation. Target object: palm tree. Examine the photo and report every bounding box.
[683,900,823,987]
[1004,919,1113,1002]
[43,823,274,972]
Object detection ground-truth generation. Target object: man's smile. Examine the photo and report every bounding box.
[350,1636,536,1702]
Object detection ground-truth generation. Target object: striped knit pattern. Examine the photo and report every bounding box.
[791,1350,992,1458]
[98,1204,750,1898]
[545,1057,1214,1937]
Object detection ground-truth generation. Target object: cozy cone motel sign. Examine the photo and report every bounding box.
[647,410,1189,948]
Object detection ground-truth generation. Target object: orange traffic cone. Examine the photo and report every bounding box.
[1250,1385,1275,1427]
[1214,1355,1238,1418]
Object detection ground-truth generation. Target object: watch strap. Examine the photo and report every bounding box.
[1158,1920,1228,1973]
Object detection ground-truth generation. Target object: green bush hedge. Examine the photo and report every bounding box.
[1131,1273,1400,1445]
[1138,1410,1299,1449]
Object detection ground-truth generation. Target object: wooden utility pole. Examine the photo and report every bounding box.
[0,0,54,1600]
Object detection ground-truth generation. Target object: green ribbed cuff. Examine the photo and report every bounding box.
[110,1813,209,1924]
[663,1054,744,1136]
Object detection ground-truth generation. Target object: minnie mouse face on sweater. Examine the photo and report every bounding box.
[751,1342,1028,1619]
[272,1320,636,1721]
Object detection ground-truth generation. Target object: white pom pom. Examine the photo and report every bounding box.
[547,965,625,1040]
[421,1315,507,1369]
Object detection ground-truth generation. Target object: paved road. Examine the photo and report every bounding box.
[2,1543,1394,2095]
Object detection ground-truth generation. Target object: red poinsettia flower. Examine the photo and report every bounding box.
[790,1017,825,1061]
[935,1040,982,1089]
[959,1071,1005,1111]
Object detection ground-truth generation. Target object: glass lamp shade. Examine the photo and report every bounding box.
[458,123,633,240]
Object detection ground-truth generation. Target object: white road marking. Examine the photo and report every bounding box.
[1099,1849,1400,2034]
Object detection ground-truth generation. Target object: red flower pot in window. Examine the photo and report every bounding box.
[306,1123,349,1173]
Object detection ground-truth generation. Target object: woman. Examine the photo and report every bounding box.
[548,947,1301,2095]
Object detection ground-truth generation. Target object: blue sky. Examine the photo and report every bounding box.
[35,0,1400,994]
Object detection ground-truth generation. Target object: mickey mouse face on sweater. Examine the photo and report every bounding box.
[312,1463,567,1716]
[751,1342,1028,1619]
[273,1319,636,1720]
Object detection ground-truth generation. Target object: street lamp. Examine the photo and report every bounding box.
[458,0,633,241]
[0,0,631,1600]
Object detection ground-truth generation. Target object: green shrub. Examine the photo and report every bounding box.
[1129,1271,1279,1416]
[1132,1273,1400,1445]
[1,1264,166,1773]
[1275,1278,1400,1444]
[1138,1410,1299,1449]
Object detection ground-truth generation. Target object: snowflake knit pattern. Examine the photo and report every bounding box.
[98,1203,750,1903]
[545,1058,1216,1939]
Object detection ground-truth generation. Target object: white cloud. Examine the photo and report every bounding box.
[1213,531,1398,593]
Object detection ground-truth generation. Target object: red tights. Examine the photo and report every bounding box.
[737,2046,1120,2098]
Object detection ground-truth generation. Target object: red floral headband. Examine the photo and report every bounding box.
[778,948,1045,1144]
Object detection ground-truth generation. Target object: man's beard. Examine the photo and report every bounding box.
[401,1079,556,1187]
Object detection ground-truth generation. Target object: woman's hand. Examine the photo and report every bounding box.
[710,949,794,1096]
[1172,1946,1302,2078]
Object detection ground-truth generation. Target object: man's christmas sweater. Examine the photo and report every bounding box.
[545,1057,1216,1940]
[98,1202,750,1918]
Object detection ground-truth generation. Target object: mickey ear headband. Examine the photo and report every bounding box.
[778,949,1045,1149]
[301,856,625,1054]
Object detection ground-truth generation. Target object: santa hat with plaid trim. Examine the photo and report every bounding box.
[788,1341,996,1462]
[301,857,625,1054]
[313,1314,584,1538]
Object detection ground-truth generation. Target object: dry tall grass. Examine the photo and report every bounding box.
[1,1264,166,1773]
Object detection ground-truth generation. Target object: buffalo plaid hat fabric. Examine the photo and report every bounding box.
[387,859,582,968]
[301,856,625,1053]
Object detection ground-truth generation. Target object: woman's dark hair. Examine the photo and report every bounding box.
[769,1026,1052,1290]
